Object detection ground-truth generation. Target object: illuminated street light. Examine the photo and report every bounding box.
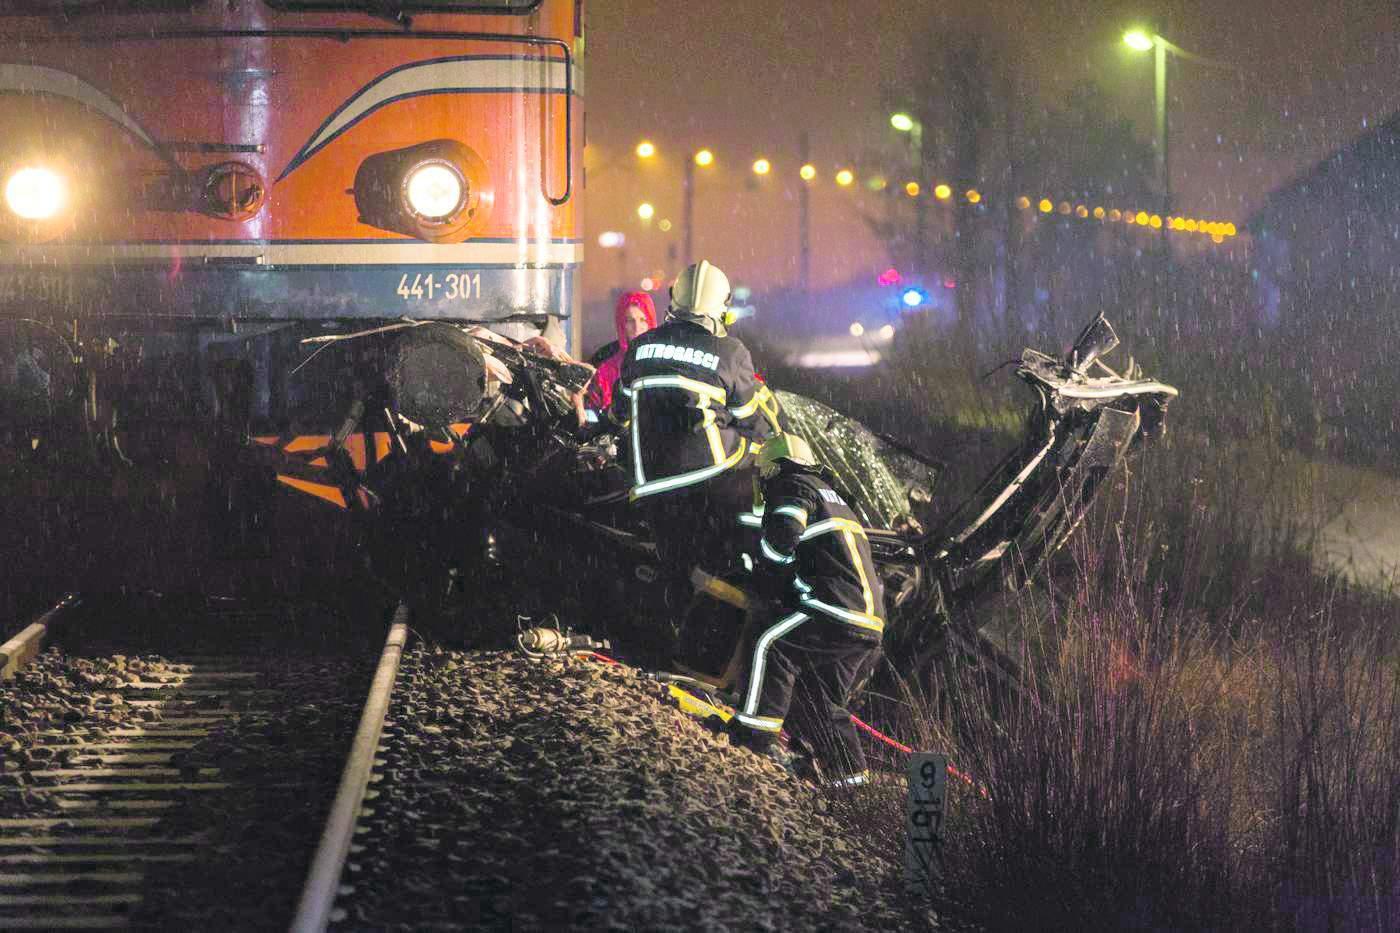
[835,168,854,187]
[890,112,915,132]
[1038,198,1053,213]
[683,149,716,266]
[1123,29,1154,52]
[933,184,951,200]
[637,202,655,221]
[635,140,656,159]
[965,189,981,204]
[1016,196,1031,210]
[904,181,920,197]
[800,164,817,182]
[752,158,771,176]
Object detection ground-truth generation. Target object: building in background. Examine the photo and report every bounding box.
[1248,114,1400,324]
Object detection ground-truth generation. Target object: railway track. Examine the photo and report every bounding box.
[0,594,407,931]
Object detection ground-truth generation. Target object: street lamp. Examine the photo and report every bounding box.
[635,140,656,159]
[1123,28,1170,216]
[890,110,927,273]
[1122,29,1154,52]
[682,149,715,267]
[1122,28,1229,221]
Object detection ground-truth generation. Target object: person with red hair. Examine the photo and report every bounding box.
[585,291,657,412]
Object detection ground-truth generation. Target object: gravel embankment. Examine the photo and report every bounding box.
[339,646,950,931]
[0,647,371,931]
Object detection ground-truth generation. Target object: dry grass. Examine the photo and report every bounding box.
[814,343,1400,930]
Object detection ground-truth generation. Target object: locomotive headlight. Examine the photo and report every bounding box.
[404,161,465,222]
[354,140,489,243]
[5,167,67,221]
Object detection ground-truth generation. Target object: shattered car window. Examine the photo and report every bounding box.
[774,390,934,533]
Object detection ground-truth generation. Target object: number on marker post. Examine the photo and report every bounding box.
[906,751,947,895]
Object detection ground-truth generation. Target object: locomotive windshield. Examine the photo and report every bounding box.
[265,0,539,10]
[0,0,204,11]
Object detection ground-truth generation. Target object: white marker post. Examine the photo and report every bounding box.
[906,751,947,895]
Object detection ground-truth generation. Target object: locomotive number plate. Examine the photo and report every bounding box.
[0,272,77,306]
[396,271,481,302]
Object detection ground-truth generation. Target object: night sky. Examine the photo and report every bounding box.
[582,0,1400,300]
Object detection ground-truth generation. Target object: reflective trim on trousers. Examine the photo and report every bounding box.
[740,610,810,721]
[829,770,871,788]
[734,711,784,733]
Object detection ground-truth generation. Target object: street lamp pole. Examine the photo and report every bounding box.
[1154,35,1168,219]
[682,157,694,269]
[799,130,811,295]
[890,111,926,275]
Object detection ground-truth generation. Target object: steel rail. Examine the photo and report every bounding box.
[0,594,81,680]
[290,603,410,933]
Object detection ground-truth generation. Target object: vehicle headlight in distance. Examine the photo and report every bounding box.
[404,161,466,222]
[5,167,66,220]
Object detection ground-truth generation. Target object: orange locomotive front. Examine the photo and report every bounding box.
[0,0,588,596]
[0,0,585,588]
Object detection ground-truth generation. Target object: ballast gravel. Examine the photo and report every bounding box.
[1,646,371,931]
[339,646,948,931]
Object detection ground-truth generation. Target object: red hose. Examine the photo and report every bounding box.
[849,713,984,794]
[849,713,914,753]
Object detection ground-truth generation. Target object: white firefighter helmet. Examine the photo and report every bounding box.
[755,432,819,479]
[670,259,736,329]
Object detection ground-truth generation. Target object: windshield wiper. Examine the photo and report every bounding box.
[362,0,412,28]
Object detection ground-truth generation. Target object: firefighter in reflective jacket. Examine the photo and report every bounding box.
[732,433,884,787]
[609,259,774,576]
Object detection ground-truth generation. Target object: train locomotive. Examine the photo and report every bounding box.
[0,0,584,595]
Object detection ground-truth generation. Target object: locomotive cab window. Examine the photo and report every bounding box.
[265,0,540,11]
[0,0,205,12]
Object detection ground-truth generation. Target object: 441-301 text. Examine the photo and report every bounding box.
[396,272,480,302]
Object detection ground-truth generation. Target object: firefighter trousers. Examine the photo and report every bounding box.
[732,609,880,782]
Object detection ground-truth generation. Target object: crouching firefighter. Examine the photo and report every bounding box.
[731,433,885,787]
[609,259,774,587]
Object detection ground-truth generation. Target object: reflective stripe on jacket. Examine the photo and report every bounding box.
[611,320,772,500]
[750,469,885,635]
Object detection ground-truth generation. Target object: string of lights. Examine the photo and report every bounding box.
[623,139,1240,244]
